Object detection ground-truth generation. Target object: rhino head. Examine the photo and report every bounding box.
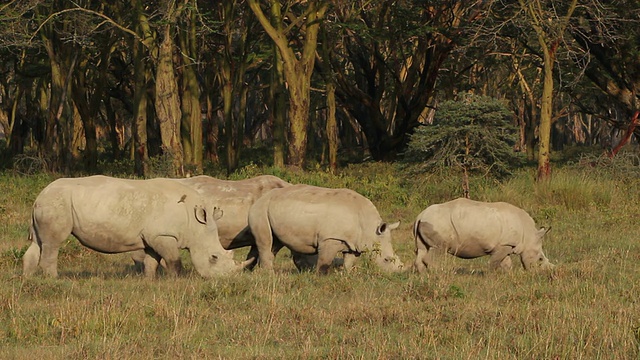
[520,227,554,270]
[190,206,255,277]
[367,221,405,272]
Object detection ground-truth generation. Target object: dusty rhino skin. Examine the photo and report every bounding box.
[413,198,554,272]
[23,175,251,278]
[248,184,404,274]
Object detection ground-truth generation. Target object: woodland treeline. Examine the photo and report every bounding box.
[0,0,638,178]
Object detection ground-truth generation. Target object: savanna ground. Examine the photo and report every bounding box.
[1,148,640,359]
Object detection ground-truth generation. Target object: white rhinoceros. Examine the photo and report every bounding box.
[175,175,291,251]
[413,198,554,272]
[23,175,253,278]
[247,184,404,274]
[130,175,293,270]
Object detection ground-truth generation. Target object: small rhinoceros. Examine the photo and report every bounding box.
[413,198,554,272]
[247,184,404,274]
[23,175,253,278]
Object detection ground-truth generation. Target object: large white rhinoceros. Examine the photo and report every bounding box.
[413,198,554,272]
[247,184,404,274]
[23,175,253,278]
[130,174,293,270]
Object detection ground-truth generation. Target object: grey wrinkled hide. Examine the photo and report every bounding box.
[413,198,554,272]
[23,175,247,278]
[248,184,404,274]
[131,175,311,270]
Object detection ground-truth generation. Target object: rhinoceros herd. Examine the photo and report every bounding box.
[22,174,554,278]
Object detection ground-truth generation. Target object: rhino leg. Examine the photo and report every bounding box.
[499,255,513,270]
[39,242,63,277]
[413,248,430,273]
[317,239,348,275]
[130,250,147,273]
[22,241,41,277]
[142,249,162,279]
[342,253,357,271]
[489,245,514,271]
[146,235,183,276]
[244,246,260,271]
[248,210,276,271]
[292,252,317,272]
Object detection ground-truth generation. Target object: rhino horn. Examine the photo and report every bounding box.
[238,257,256,269]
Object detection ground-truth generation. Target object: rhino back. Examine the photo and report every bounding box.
[177,175,289,200]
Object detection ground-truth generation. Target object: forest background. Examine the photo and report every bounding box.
[0,0,638,179]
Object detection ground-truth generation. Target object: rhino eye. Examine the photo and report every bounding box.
[209,254,219,264]
[384,257,395,263]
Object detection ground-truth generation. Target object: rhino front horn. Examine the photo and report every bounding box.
[238,257,256,269]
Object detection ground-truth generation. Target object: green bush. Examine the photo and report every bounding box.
[403,93,523,179]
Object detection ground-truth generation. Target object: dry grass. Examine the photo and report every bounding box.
[1,162,639,359]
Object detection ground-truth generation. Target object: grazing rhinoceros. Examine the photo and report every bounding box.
[23,175,253,278]
[176,175,291,251]
[413,198,554,272]
[247,184,404,274]
[130,174,294,270]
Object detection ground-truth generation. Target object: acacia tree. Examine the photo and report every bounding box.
[325,1,487,161]
[248,0,327,168]
[518,0,577,181]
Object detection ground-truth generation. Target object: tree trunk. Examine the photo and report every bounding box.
[270,44,286,168]
[286,81,310,168]
[155,24,184,176]
[103,96,121,159]
[518,0,577,181]
[204,94,219,165]
[41,31,70,172]
[326,81,338,173]
[179,6,202,175]
[223,73,237,173]
[132,33,149,177]
[70,56,102,172]
[537,44,554,180]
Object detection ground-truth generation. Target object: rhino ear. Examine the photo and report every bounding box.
[537,227,551,240]
[377,221,400,235]
[212,207,224,221]
[194,206,207,224]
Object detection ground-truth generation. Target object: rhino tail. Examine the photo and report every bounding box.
[413,219,423,245]
[28,211,37,243]
[23,212,42,276]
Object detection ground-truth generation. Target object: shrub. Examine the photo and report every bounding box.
[403,93,523,196]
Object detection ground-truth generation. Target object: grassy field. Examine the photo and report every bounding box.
[1,158,639,359]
